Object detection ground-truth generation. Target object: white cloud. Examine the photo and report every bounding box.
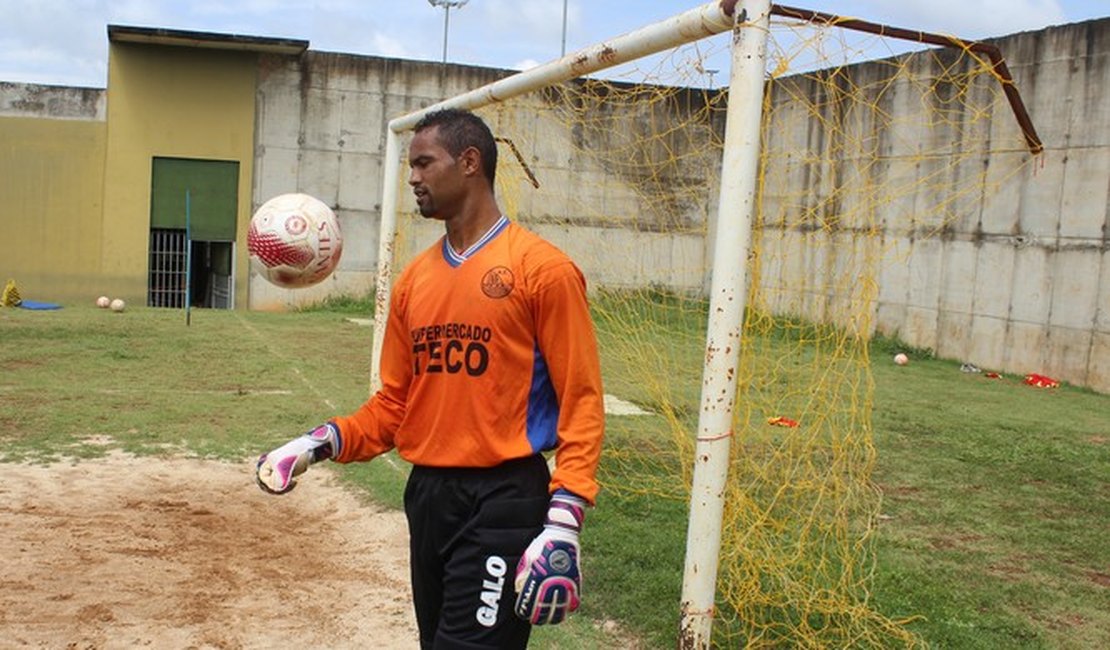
[0,43,104,87]
[304,2,439,62]
[442,0,580,67]
[848,0,1067,38]
[476,0,569,36]
[512,58,541,71]
[0,0,1094,89]
[368,32,413,60]
[0,0,109,86]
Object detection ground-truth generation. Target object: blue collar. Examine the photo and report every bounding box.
[442,216,510,268]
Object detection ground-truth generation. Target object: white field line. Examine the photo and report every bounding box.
[604,394,651,416]
[235,312,337,411]
[232,316,391,471]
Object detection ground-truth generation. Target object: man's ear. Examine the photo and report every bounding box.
[458,146,482,177]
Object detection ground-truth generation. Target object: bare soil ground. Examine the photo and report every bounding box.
[0,453,419,649]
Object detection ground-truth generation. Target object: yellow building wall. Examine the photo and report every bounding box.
[0,117,107,303]
[102,42,258,308]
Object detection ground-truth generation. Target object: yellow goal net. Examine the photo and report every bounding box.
[380,2,1040,646]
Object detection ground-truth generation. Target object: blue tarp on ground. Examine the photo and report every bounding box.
[18,300,62,310]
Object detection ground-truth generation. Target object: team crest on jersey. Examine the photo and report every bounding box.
[481,266,514,299]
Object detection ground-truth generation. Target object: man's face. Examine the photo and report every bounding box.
[408,126,465,220]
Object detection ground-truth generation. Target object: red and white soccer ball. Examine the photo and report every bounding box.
[248,193,343,289]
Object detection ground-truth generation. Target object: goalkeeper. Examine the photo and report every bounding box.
[256,108,605,649]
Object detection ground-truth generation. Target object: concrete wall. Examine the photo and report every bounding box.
[0,82,106,120]
[249,19,1106,390]
[249,59,719,310]
[994,20,1109,391]
[0,18,1104,391]
[249,54,504,309]
[756,20,1107,390]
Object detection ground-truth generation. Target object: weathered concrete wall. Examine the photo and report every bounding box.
[0,82,106,120]
[250,54,518,310]
[756,19,1107,390]
[1,18,1102,390]
[251,19,1106,391]
[992,20,1108,391]
[882,21,1107,389]
[250,60,717,310]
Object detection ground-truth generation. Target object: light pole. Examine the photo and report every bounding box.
[561,0,568,57]
[427,0,470,64]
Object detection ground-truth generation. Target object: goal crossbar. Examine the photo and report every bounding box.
[772,4,1043,153]
[371,0,742,389]
[371,0,1042,390]
[367,2,1043,648]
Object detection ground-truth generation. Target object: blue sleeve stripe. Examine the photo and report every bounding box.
[526,345,559,453]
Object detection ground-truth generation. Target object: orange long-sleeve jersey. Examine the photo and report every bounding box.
[331,217,605,503]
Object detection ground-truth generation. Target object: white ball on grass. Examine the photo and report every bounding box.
[893,353,909,366]
[109,299,126,312]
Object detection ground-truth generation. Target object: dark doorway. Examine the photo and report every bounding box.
[148,157,239,308]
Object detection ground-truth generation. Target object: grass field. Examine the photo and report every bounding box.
[1,298,1107,648]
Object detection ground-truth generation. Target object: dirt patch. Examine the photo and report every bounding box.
[0,453,418,648]
[927,533,986,550]
[1044,613,1089,630]
[880,484,923,497]
[987,556,1032,581]
[1086,570,1110,587]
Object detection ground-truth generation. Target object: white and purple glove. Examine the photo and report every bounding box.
[255,423,340,495]
[514,491,587,625]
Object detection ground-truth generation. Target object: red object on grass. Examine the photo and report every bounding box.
[767,416,799,428]
[984,372,1002,379]
[1023,373,1059,388]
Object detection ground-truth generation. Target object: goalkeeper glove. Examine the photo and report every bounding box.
[514,490,587,625]
[255,422,340,495]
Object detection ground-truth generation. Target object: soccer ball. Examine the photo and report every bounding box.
[248,193,343,289]
[96,296,110,308]
[110,298,125,312]
[894,353,909,366]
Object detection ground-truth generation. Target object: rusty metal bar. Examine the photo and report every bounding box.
[771,3,1044,154]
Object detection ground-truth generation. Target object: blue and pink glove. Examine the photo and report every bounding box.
[514,491,587,625]
[255,423,340,494]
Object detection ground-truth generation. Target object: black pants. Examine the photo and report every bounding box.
[404,455,550,650]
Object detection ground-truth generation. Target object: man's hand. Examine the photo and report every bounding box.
[255,423,340,494]
[514,491,587,625]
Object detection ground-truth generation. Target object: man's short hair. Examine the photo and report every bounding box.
[414,108,498,187]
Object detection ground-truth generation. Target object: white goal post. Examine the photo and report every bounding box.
[367,0,1041,647]
[371,5,762,645]
[372,0,763,643]
[371,0,751,393]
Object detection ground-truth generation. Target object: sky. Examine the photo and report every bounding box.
[0,1,1106,89]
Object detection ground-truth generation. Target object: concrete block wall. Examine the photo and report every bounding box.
[245,20,1106,390]
[753,19,1108,391]
[0,82,106,120]
[249,54,518,310]
[5,20,1102,390]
